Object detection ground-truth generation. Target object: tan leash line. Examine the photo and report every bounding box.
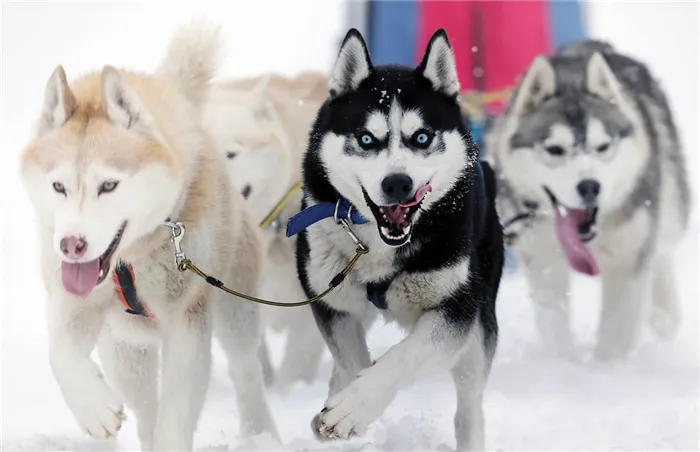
[258,182,304,229]
[162,218,368,308]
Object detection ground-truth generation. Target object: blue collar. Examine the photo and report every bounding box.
[286,196,370,237]
[285,161,485,238]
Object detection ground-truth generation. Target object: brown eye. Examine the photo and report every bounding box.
[98,180,119,195]
[545,145,565,156]
[53,182,66,195]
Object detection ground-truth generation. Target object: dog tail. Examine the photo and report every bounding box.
[157,20,224,107]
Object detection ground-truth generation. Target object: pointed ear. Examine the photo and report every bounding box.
[329,28,372,97]
[250,74,271,113]
[39,65,77,133]
[417,29,459,97]
[101,65,145,128]
[586,52,625,104]
[247,75,273,118]
[510,56,556,116]
[250,74,271,99]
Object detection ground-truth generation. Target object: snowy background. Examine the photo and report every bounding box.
[1,2,698,451]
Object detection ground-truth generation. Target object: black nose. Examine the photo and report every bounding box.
[381,173,414,204]
[576,179,601,205]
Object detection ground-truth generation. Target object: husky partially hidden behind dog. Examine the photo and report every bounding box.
[487,40,691,361]
[203,72,329,389]
[18,23,278,450]
[289,28,504,449]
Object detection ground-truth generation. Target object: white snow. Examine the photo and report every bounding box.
[2,2,698,451]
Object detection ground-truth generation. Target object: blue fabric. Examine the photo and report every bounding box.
[547,1,587,49]
[368,0,418,66]
[286,198,370,238]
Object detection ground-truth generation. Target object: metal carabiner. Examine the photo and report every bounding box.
[164,221,187,269]
[338,218,368,253]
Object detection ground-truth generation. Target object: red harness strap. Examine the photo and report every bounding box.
[112,261,154,319]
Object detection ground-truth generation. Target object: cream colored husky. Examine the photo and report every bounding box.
[203,72,329,389]
[19,23,278,450]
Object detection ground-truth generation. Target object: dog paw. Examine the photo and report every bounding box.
[64,379,125,438]
[649,306,680,340]
[311,372,396,441]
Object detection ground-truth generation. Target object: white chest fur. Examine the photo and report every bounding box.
[305,220,471,328]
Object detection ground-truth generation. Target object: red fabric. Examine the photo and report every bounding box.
[416,1,476,90]
[416,0,552,98]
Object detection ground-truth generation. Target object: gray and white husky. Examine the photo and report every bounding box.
[487,40,691,361]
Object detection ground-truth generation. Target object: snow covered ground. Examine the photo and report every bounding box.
[2,2,698,451]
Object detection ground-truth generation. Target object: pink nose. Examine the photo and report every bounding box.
[60,236,88,259]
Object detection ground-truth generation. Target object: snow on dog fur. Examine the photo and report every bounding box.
[292,28,504,450]
[18,22,279,450]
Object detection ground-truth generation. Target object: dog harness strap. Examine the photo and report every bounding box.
[113,261,153,319]
[286,198,370,237]
[365,274,397,310]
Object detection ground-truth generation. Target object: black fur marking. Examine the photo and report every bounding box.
[298,61,502,354]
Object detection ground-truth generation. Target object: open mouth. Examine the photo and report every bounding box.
[61,221,127,298]
[362,184,432,247]
[543,187,599,276]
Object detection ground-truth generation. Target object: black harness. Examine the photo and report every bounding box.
[113,261,153,319]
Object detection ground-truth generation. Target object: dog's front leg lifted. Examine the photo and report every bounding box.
[48,301,126,439]
[313,311,467,442]
[310,302,373,437]
[153,300,212,451]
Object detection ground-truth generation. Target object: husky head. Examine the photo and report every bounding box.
[304,28,472,247]
[492,48,648,274]
[20,22,219,299]
[203,73,326,227]
[203,78,295,224]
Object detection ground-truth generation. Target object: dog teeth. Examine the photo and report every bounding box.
[402,225,411,235]
[98,269,104,278]
[381,226,390,237]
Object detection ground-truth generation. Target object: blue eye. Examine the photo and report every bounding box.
[357,132,377,149]
[412,130,433,147]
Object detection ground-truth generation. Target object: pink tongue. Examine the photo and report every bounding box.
[61,259,101,298]
[553,204,599,276]
[386,205,406,224]
[399,184,433,208]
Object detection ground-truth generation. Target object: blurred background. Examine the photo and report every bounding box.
[2,2,698,451]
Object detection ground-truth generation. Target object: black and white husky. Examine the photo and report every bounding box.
[286,29,504,450]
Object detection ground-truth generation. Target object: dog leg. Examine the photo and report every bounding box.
[313,311,466,441]
[257,335,275,387]
[649,254,681,340]
[311,303,373,397]
[98,334,158,450]
[450,329,489,451]
[595,266,653,360]
[214,297,279,441]
[521,249,574,359]
[48,302,125,439]
[273,306,326,389]
[152,301,212,451]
